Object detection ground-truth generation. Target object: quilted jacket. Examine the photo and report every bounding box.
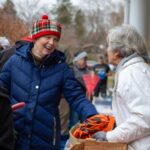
[0,43,97,150]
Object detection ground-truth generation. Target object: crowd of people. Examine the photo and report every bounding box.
[0,14,150,150]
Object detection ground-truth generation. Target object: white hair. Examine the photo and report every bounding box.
[107,24,149,62]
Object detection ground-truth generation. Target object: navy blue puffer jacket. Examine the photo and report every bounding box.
[0,43,97,150]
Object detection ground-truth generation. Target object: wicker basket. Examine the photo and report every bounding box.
[69,124,95,145]
[69,124,127,150]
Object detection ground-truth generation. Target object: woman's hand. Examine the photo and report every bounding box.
[92,131,107,141]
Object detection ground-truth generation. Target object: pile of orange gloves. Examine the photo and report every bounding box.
[72,114,115,139]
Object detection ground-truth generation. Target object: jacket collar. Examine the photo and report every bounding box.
[116,53,145,73]
[16,42,66,66]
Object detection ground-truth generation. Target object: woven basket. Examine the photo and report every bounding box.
[69,124,127,150]
[69,124,95,145]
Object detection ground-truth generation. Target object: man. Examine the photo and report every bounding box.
[69,51,90,127]
[0,14,98,150]
[73,51,89,93]
[93,54,112,98]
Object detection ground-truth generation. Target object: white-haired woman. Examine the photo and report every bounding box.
[92,24,150,150]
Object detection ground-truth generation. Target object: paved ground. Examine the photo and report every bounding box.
[93,96,113,115]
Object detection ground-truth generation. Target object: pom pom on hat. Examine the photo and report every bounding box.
[31,14,62,39]
[42,14,48,20]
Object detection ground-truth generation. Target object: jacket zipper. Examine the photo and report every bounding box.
[53,116,56,146]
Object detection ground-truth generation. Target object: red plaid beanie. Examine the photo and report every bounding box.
[31,15,62,39]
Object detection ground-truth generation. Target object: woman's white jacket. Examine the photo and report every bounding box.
[106,56,150,150]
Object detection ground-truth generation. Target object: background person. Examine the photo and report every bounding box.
[0,37,10,51]
[0,14,98,150]
[92,24,150,150]
[93,54,112,98]
[73,51,89,93]
[69,51,90,128]
[0,36,33,71]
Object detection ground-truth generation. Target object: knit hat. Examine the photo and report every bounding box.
[31,14,62,39]
[73,51,87,63]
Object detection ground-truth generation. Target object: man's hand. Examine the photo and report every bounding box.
[92,131,107,141]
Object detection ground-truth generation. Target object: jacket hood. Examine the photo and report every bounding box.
[15,42,66,66]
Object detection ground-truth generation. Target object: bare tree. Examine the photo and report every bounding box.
[13,0,53,27]
[78,0,124,53]
[0,0,124,54]
[0,0,29,43]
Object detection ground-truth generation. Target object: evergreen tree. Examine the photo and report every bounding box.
[3,0,16,16]
[74,9,86,39]
[54,0,73,25]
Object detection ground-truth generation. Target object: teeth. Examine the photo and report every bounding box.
[45,45,51,49]
[45,44,55,51]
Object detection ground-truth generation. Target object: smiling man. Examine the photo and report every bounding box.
[0,14,98,150]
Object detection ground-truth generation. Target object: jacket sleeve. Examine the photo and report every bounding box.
[62,64,98,121]
[0,87,15,150]
[107,67,150,143]
[0,56,12,90]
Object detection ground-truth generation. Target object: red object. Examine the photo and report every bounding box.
[83,74,100,99]
[11,102,25,112]
[72,114,115,139]
[21,36,33,42]
[42,14,48,20]
[31,14,62,39]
